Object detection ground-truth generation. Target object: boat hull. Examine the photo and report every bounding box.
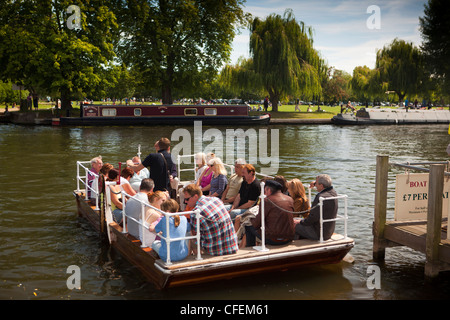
[59,115,270,126]
[74,191,354,290]
[332,108,450,125]
[56,104,270,126]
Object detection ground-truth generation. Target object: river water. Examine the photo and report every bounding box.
[1,122,450,300]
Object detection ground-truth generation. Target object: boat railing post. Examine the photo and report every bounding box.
[140,201,146,248]
[84,168,89,201]
[165,211,172,265]
[177,154,181,182]
[344,195,348,239]
[195,209,202,261]
[319,197,324,243]
[76,161,81,193]
[94,175,100,210]
[121,189,127,233]
[307,185,312,205]
[253,182,269,252]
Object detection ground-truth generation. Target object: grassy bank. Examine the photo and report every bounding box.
[249,104,339,119]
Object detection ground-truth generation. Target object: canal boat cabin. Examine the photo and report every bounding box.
[54,104,271,126]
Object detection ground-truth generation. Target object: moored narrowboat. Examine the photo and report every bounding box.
[55,104,270,126]
[332,107,450,125]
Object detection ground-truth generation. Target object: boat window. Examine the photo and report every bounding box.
[102,108,116,117]
[184,108,198,116]
[204,108,217,116]
[134,108,142,116]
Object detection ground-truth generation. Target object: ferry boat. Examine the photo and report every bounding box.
[332,108,450,125]
[73,158,354,289]
[53,104,270,126]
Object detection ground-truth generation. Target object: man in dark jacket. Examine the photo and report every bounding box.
[294,174,338,241]
[245,179,295,246]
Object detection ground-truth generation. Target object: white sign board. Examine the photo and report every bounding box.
[394,173,450,221]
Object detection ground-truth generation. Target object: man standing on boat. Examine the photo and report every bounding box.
[127,138,177,193]
[183,184,238,256]
[294,174,338,241]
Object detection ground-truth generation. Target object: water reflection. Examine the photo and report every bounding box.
[1,123,450,299]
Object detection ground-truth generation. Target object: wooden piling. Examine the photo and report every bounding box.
[373,155,389,261]
[425,164,444,279]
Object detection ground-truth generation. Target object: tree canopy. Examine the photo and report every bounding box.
[248,9,325,111]
[0,0,118,109]
[116,0,248,104]
[375,38,425,103]
[420,0,450,96]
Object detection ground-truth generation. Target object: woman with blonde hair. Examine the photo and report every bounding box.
[152,199,191,262]
[208,157,228,198]
[195,152,215,195]
[139,190,167,247]
[287,179,310,218]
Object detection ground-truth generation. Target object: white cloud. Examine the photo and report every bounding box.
[230,0,427,74]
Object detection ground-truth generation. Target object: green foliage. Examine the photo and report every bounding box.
[420,0,450,96]
[375,38,425,102]
[225,9,325,111]
[116,0,247,104]
[322,68,352,104]
[0,0,118,109]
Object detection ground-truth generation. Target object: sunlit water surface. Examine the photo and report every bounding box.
[1,123,450,300]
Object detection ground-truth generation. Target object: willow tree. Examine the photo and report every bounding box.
[375,38,425,105]
[249,9,325,111]
[350,65,386,106]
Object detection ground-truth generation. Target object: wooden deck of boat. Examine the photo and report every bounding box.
[384,219,450,264]
[158,235,353,270]
[108,221,353,288]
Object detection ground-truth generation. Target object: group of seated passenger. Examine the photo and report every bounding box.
[89,154,339,263]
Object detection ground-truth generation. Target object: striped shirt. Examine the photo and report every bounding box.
[190,196,238,256]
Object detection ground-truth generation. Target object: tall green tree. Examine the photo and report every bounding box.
[419,0,450,96]
[375,38,425,105]
[322,67,352,104]
[249,9,325,111]
[350,65,385,105]
[116,0,247,104]
[0,0,118,109]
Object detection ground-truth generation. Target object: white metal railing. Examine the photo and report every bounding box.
[104,183,203,265]
[177,154,236,183]
[76,161,100,210]
[318,194,349,242]
[103,179,348,264]
[176,154,277,184]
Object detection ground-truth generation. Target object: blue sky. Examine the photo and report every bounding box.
[229,0,428,74]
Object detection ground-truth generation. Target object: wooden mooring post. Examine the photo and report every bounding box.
[373,155,389,261]
[425,164,444,278]
[372,155,450,280]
